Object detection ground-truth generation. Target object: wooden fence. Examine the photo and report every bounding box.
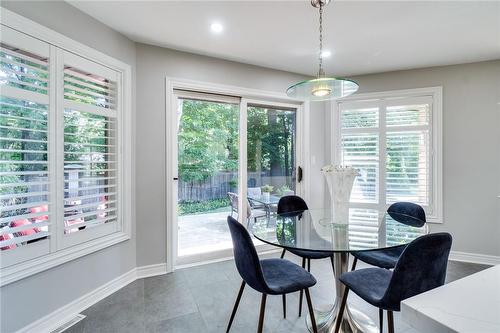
[178,171,291,202]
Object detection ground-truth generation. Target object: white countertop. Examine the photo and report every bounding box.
[401,265,500,333]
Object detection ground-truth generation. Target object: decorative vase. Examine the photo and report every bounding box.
[262,192,270,200]
[321,165,360,225]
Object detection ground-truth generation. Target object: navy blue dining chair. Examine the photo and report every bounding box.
[335,232,452,333]
[350,202,427,271]
[226,216,319,333]
[276,195,335,317]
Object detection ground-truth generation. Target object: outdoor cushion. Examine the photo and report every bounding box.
[10,219,40,235]
[0,233,16,250]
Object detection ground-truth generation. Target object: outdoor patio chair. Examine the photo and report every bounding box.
[227,192,267,228]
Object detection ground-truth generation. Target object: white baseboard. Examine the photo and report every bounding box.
[449,251,500,266]
[17,263,167,333]
[136,263,167,279]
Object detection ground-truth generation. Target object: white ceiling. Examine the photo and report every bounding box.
[68,1,500,76]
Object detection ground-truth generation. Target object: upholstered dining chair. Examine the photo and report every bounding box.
[226,216,319,333]
[335,232,452,333]
[350,202,427,271]
[277,195,335,317]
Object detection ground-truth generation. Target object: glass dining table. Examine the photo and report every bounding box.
[250,208,429,333]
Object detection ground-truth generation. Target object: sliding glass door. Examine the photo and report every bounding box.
[246,105,297,224]
[175,92,239,263]
[172,90,301,266]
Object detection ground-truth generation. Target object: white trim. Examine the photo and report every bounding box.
[136,263,167,279]
[331,86,443,223]
[165,78,176,273]
[15,263,166,333]
[238,98,248,224]
[449,251,500,266]
[0,8,133,286]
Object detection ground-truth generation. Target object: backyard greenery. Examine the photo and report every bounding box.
[177,100,296,202]
[178,198,230,216]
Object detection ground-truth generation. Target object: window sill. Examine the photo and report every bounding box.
[0,231,130,287]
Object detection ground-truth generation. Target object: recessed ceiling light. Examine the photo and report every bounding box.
[321,50,332,58]
[210,22,223,33]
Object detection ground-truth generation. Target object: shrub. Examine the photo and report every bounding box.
[178,198,230,216]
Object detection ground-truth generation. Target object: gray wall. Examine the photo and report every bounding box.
[0,2,137,332]
[342,60,500,257]
[135,43,328,266]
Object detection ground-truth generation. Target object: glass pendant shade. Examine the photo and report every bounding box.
[286,77,359,101]
[286,0,360,101]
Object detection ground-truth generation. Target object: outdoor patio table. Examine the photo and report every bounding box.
[250,208,428,333]
[248,194,281,217]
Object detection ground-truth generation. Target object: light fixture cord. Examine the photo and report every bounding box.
[318,2,324,78]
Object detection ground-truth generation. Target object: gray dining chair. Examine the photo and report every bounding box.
[277,195,335,317]
[226,216,318,333]
[335,232,452,333]
[351,202,427,271]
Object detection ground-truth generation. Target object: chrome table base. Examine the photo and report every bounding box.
[306,252,378,333]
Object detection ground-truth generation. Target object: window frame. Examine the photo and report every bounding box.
[331,87,443,223]
[0,9,132,286]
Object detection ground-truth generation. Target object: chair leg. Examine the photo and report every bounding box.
[387,311,394,333]
[257,293,267,333]
[299,257,306,317]
[280,248,286,259]
[379,308,384,333]
[226,281,246,333]
[334,286,349,333]
[282,294,286,318]
[351,257,358,271]
[304,288,318,333]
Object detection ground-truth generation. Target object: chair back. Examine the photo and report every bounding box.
[247,187,262,198]
[227,192,239,214]
[383,232,452,310]
[277,195,308,215]
[227,216,269,293]
[387,202,426,227]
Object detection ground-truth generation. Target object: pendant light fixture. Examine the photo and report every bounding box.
[286,0,359,101]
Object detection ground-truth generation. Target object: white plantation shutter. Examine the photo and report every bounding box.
[0,27,51,265]
[340,103,379,203]
[337,94,437,219]
[348,208,380,250]
[0,14,131,284]
[385,100,431,205]
[60,51,120,247]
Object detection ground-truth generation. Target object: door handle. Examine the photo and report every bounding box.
[297,166,303,183]
[173,177,179,181]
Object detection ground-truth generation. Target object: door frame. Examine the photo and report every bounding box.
[165,77,308,272]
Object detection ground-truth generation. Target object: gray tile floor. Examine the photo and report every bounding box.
[67,254,490,333]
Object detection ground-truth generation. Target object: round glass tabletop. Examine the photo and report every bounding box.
[250,208,428,253]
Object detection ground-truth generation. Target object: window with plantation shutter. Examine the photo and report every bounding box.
[334,90,442,223]
[0,27,51,265]
[0,13,131,286]
[60,51,120,248]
